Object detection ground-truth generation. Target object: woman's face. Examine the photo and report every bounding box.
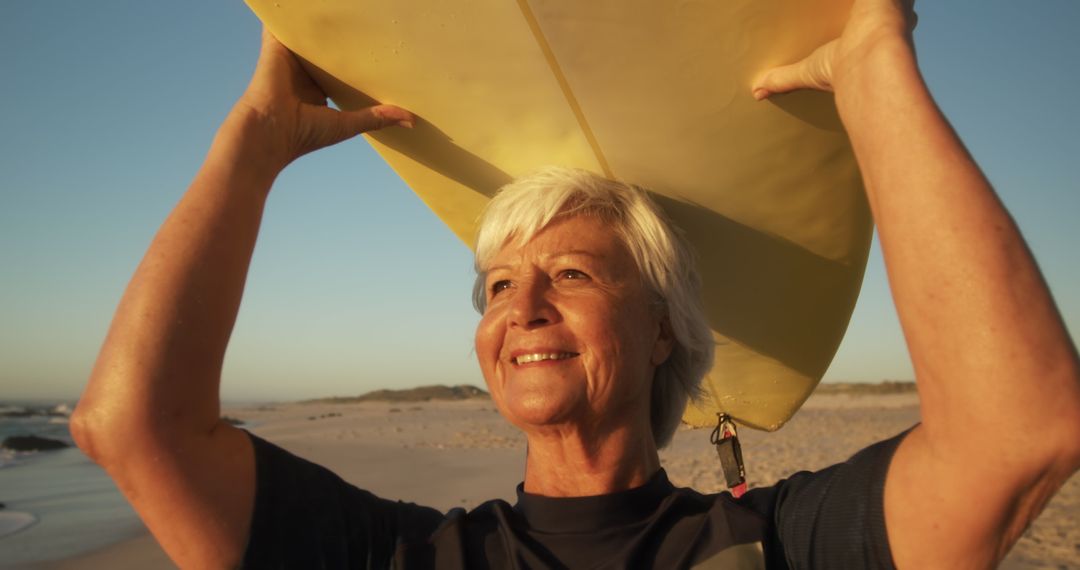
[475,214,673,437]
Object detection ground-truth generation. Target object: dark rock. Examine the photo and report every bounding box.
[2,435,70,452]
[0,409,38,418]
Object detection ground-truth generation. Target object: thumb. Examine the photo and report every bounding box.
[300,104,415,153]
[751,41,838,100]
[341,104,416,135]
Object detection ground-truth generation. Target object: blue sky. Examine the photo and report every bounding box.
[1,1,1077,401]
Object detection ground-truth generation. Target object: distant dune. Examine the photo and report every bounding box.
[303,382,912,405]
[306,384,490,404]
[815,381,916,395]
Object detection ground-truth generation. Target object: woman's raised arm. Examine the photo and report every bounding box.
[754,1,1080,567]
[70,30,412,568]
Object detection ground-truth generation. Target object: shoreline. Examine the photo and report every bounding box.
[29,531,170,570]
[22,392,1079,569]
[0,511,37,539]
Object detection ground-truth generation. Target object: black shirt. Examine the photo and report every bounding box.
[241,430,906,569]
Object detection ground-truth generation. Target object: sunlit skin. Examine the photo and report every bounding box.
[475,215,674,496]
[70,0,1080,565]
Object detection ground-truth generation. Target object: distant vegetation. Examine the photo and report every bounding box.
[816,381,916,395]
[306,384,490,404]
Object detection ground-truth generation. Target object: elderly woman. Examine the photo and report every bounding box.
[72,0,1080,568]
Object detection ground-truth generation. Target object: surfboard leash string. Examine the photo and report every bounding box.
[711,413,747,498]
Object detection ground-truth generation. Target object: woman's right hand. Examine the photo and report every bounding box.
[233,28,414,173]
[71,27,416,569]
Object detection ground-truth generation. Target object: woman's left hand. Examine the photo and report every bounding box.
[751,0,917,99]
[751,2,1080,569]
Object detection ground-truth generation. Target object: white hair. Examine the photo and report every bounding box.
[472,166,715,448]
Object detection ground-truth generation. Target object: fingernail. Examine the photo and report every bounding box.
[752,89,769,101]
[398,120,415,129]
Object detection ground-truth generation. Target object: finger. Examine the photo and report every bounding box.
[348,105,416,133]
[752,60,829,101]
[751,42,837,100]
[304,104,415,151]
[251,27,301,92]
[260,27,276,50]
[257,27,290,65]
[752,62,805,101]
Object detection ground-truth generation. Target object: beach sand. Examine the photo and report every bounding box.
[37,393,1078,569]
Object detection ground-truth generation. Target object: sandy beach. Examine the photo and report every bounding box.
[30,391,1078,569]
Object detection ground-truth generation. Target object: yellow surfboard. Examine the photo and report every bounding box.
[245,0,871,431]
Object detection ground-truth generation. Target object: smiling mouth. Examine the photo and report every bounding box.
[512,352,578,365]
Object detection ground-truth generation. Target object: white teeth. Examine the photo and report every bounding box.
[514,352,575,365]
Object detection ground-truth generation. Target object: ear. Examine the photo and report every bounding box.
[651,315,675,366]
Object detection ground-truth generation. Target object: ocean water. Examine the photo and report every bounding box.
[0,403,145,566]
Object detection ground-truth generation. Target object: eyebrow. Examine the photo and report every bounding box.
[485,250,606,274]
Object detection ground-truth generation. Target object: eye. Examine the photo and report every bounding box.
[489,279,512,296]
[557,269,589,281]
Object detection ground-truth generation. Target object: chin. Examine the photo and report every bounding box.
[493,378,588,432]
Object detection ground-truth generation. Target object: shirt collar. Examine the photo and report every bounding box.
[513,468,675,533]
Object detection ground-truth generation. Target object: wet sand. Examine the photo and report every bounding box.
[39,393,1078,569]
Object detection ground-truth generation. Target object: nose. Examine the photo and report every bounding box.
[508,277,557,330]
